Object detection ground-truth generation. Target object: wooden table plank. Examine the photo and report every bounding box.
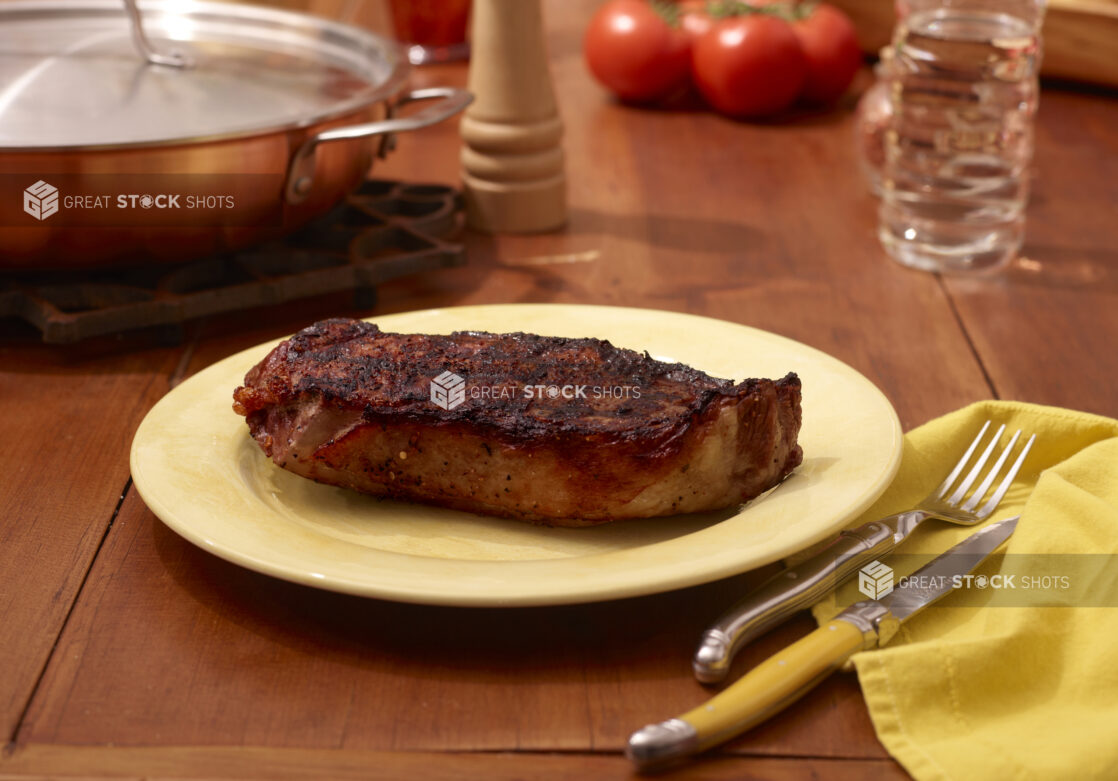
[0,744,910,781]
[943,89,1118,418]
[17,489,887,760]
[0,327,185,740]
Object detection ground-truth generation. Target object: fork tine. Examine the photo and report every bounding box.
[935,420,991,499]
[976,433,1036,518]
[962,429,1022,512]
[946,423,1006,506]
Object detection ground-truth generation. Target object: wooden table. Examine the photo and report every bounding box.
[3,3,1116,778]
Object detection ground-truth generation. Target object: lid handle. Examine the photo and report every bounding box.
[122,0,193,68]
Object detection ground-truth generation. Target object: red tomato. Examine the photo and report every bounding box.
[677,0,714,41]
[792,4,862,104]
[692,14,807,118]
[583,0,693,103]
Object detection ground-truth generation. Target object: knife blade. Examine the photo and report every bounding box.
[627,517,1019,771]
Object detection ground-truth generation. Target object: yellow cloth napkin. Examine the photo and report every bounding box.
[811,401,1118,781]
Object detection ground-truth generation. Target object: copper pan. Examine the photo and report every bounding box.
[0,0,472,270]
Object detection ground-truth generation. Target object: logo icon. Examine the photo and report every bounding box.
[430,370,466,411]
[23,180,59,221]
[858,560,894,600]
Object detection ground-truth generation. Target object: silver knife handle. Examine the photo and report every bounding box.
[692,519,901,684]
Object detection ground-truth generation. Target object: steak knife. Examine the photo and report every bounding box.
[626,517,1017,771]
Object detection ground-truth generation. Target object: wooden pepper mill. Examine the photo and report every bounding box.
[460,0,567,233]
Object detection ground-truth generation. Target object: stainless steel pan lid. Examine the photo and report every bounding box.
[0,0,409,150]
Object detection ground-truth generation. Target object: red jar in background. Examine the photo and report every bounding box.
[389,0,471,63]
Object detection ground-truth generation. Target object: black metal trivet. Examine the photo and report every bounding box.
[0,180,464,343]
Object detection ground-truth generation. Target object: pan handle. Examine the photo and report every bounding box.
[285,87,474,205]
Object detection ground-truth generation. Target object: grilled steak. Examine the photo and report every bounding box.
[233,318,802,526]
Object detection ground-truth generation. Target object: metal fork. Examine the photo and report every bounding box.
[693,421,1036,684]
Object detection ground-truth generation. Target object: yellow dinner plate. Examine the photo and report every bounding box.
[130,304,902,606]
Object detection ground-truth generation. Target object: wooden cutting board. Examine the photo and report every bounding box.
[831,0,1118,88]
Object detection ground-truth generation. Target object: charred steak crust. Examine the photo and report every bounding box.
[233,318,803,526]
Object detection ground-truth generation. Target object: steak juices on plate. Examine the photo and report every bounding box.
[232,318,802,525]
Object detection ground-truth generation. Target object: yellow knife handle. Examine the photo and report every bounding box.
[627,619,866,771]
